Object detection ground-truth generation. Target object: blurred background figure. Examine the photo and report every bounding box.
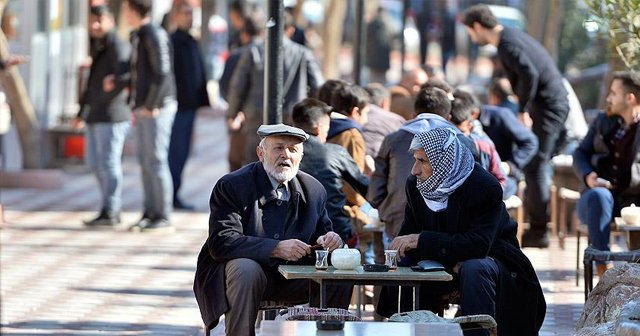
[365,7,395,85]
[169,2,210,210]
[72,5,130,228]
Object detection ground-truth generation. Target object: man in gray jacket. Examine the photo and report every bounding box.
[226,12,323,166]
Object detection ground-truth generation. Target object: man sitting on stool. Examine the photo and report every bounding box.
[573,71,640,278]
[376,128,546,336]
[193,124,352,336]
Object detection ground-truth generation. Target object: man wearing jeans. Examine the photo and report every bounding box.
[573,71,640,278]
[120,0,176,232]
[73,5,130,227]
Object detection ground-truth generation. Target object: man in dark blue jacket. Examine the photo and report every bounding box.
[292,98,369,243]
[168,3,209,210]
[193,124,350,336]
[462,4,569,247]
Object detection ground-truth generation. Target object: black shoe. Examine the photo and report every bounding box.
[173,199,195,211]
[521,230,550,248]
[141,218,175,233]
[84,211,120,227]
[128,216,152,232]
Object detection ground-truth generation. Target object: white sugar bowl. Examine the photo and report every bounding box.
[621,204,640,226]
[330,245,361,270]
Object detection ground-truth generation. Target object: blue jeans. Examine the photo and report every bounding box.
[168,109,196,201]
[577,187,614,251]
[85,121,130,214]
[135,101,176,220]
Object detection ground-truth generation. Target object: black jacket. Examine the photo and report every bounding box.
[378,165,546,335]
[573,112,640,203]
[129,23,176,110]
[171,29,209,111]
[498,27,568,126]
[77,30,130,123]
[299,136,369,242]
[193,162,333,329]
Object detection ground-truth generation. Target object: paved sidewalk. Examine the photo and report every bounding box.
[1,113,585,335]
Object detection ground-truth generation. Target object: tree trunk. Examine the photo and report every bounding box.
[526,0,547,43]
[0,0,41,168]
[542,0,563,62]
[320,0,347,79]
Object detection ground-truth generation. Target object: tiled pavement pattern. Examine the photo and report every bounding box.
[1,112,587,335]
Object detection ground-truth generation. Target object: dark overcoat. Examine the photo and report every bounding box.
[378,165,546,336]
[193,162,332,330]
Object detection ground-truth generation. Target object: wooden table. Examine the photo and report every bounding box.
[614,217,640,250]
[259,320,463,336]
[278,265,452,310]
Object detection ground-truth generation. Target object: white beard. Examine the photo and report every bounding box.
[263,161,298,183]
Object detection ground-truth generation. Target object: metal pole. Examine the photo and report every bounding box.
[353,0,364,85]
[401,0,409,74]
[264,0,284,124]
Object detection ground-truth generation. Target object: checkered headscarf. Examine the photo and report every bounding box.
[414,128,474,211]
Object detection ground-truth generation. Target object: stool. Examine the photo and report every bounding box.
[203,300,303,335]
[582,246,640,300]
[558,187,580,248]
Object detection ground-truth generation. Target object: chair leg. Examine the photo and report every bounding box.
[576,230,581,287]
[559,197,567,249]
[550,185,558,238]
[583,256,593,301]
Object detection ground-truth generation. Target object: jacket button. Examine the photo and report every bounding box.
[440,248,447,254]
[274,234,280,239]
[511,272,517,278]
[276,200,282,206]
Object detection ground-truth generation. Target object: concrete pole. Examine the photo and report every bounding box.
[264,0,284,124]
[353,0,364,85]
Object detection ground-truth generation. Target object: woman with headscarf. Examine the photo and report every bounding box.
[376,128,546,336]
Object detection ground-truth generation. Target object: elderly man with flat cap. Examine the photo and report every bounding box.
[193,124,352,336]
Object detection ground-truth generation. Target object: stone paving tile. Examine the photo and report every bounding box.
[1,114,588,335]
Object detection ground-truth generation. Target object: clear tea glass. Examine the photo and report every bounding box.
[315,250,329,270]
[384,250,398,270]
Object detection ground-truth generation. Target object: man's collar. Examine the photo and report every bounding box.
[256,163,307,205]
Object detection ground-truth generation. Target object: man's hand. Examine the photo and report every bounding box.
[388,234,420,258]
[4,55,28,68]
[518,111,533,128]
[585,171,612,189]
[270,239,311,261]
[227,112,245,131]
[139,107,159,117]
[70,117,85,131]
[316,232,343,252]
[103,74,116,92]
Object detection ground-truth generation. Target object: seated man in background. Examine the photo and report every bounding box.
[376,128,546,336]
[292,98,369,244]
[573,71,640,278]
[193,124,350,336]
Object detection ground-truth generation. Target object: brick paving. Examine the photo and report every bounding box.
[1,112,586,335]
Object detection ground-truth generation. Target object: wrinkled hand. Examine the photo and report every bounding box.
[317,232,343,252]
[103,74,115,92]
[270,239,311,261]
[388,234,420,258]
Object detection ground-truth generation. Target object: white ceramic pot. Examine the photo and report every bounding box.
[621,204,640,226]
[330,246,361,270]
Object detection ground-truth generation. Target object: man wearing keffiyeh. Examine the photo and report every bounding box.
[376,128,546,336]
